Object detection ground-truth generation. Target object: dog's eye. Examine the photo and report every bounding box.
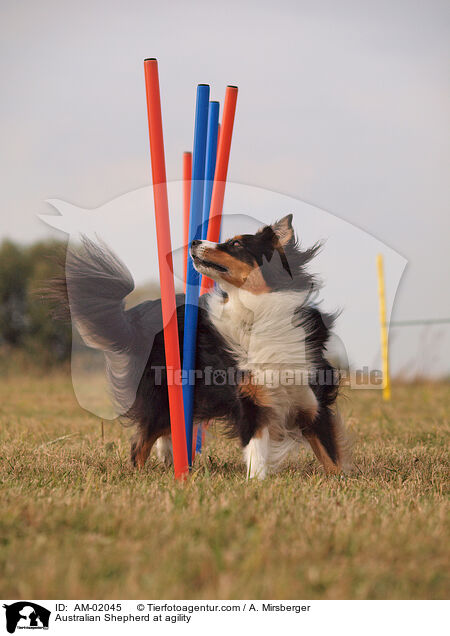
[230,239,242,248]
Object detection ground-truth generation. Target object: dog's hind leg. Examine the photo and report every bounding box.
[303,431,340,474]
[298,406,343,474]
[130,426,170,469]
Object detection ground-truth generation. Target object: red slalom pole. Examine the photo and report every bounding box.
[200,85,238,294]
[182,152,192,290]
[143,58,189,480]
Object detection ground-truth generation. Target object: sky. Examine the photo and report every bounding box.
[1,0,449,378]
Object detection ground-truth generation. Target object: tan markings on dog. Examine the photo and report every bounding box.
[238,378,272,407]
[304,432,341,475]
[202,248,252,284]
[132,429,169,469]
[202,248,270,293]
[253,426,269,439]
[293,404,320,430]
[241,266,271,294]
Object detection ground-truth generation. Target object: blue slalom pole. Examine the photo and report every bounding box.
[201,101,220,239]
[195,425,204,454]
[183,84,210,466]
[196,100,220,456]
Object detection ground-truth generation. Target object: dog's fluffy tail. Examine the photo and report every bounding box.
[49,237,135,353]
[46,237,155,415]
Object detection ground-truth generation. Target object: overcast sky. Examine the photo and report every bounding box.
[1,0,449,377]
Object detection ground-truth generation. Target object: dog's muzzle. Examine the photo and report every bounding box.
[190,240,228,273]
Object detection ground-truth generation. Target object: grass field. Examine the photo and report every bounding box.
[0,370,448,600]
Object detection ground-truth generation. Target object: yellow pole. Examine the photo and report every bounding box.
[376,253,391,400]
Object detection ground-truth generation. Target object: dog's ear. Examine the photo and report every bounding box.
[272,214,294,246]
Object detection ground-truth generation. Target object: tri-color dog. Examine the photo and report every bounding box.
[52,214,349,478]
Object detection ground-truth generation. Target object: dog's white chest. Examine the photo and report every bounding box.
[208,289,311,370]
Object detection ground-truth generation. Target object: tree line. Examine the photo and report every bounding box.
[0,239,71,366]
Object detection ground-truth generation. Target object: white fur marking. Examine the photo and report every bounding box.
[245,427,270,479]
[156,435,173,465]
[209,284,321,472]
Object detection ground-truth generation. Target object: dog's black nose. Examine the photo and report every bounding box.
[191,240,201,248]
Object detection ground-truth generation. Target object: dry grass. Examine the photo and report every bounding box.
[0,371,449,600]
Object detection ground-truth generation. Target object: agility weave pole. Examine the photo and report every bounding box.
[143,59,189,479]
[193,99,220,456]
[182,84,210,466]
[182,152,192,290]
[200,86,238,294]
[377,253,391,400]
[201,101,220,239]
[183,150,199,459]
[144,61,237,474]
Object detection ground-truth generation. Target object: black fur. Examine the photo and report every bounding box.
[215,223,320,293]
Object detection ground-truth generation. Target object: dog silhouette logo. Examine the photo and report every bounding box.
[3,602,51,633]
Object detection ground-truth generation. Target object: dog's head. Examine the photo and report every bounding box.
[191,214,319,294]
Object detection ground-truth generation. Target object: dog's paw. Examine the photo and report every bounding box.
[247,461,267,480]
[156,435,173,465]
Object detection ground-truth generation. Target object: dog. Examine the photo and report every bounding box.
[50,214,349,478]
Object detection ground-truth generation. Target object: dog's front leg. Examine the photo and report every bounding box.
[244,426,270,479]
[156,434,173,465]
[237,379,272,480]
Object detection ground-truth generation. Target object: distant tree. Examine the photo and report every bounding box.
[0,238,164,367]
[25,240,72,363]
[0,238,71,364]
[0,240,30,346]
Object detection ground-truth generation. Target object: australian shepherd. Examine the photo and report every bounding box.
[52,214,349,478]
